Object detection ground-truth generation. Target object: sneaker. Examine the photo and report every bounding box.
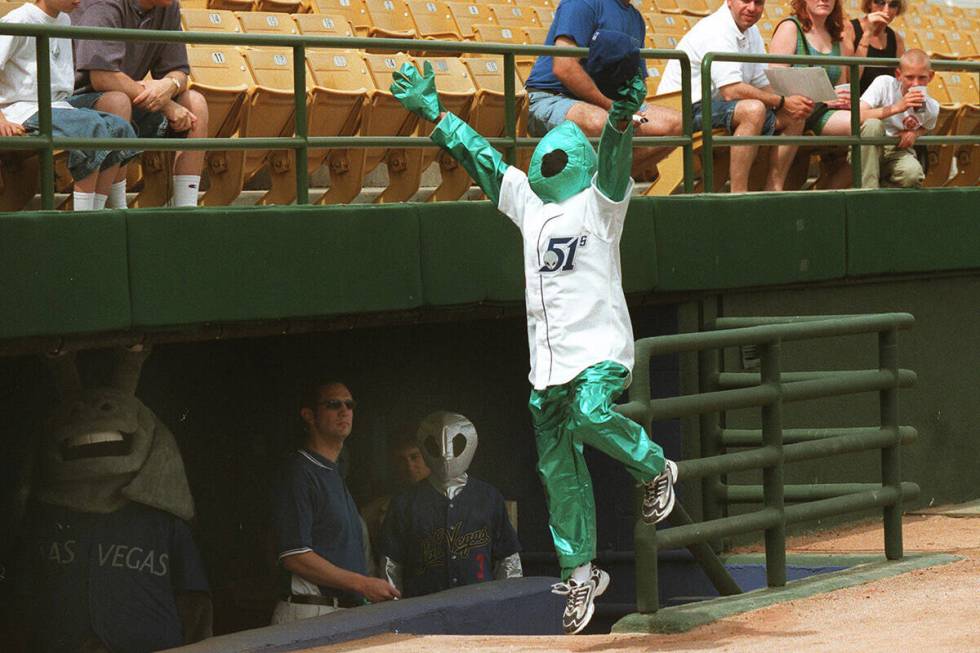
[551,566,610,635]
[641,459,677,525]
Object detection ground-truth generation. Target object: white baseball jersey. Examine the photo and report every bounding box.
[497,166,636,390]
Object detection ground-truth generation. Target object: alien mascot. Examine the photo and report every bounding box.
[390,63,678,634]
[13,348,211,653]
[379,411,522,597]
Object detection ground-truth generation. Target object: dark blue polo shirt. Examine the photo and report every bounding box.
[525,0,646,96]
[273,449,366,603]
[19,501,209,653]
[379,477,521,598]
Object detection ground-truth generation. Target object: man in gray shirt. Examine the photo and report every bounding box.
[70,0,209,207]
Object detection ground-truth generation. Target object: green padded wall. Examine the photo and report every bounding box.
[0,210,130,338]
[647,193,847,291]
[126,205,424,326]
[845,188,980,276]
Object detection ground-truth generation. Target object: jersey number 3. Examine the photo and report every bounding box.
[540,236,585,272]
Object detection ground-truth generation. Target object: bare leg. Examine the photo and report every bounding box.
[765,114,805,191]
[174,89,209,176]
[73,170,99,193]
[729,100,767,193]
[96,165,119,196]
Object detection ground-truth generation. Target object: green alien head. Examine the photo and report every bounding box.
[527,120,597,204]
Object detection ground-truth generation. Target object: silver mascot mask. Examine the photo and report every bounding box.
[416,411,478,483]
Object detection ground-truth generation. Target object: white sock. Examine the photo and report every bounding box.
[73,191,95,211]
[94,193,108,210]
[571,563,592,584]
[108,180,127,208]
[172,174,200,207]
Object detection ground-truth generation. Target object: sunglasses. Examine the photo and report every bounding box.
[872,0,901,8]
[318,398,356,410]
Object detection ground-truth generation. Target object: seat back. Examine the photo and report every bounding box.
[522,26,549,45]
[254,0,303,12]
[180,8,242,32]
[292,12,356,37]
[305,0,371,35]
[207,0,255,12]
[237,10,300,35]
[0,2,26,17]
[363,0,418,38]
[672,0,710,17]
[446,2,495,39]
[938,71,980,106]
[186,44,252,137]
[530,6,554,27]
[646,33,681,50]
[644,12,689,34]
[472,23,523,46]
[406,0,461,40]
[910,29,953,58]
[487,3,537,29]
[306,48,373,139]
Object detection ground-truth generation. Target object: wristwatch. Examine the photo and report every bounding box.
[169,76,182,95]
[776,95,785,111]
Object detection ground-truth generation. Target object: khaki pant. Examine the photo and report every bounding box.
[858,119,925,189]
[270,600,342,624]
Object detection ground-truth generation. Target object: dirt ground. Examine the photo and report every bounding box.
[308,512,980,653]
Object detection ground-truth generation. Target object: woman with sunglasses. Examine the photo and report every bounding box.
[852,0,906,94]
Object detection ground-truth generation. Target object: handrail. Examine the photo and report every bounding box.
[0,23,695,208]
[700,52,980,190]
[626,313,918,612]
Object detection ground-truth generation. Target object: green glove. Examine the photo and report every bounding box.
[389,60,443,122]
[607,74,647,124]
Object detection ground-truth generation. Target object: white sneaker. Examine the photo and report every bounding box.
[551,566,610,635]
[641,459,677,525]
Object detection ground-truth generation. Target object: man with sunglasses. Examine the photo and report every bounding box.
[271,381,400,624]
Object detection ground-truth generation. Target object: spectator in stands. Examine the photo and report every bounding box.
[523,0,682,176]
[769,0,857,189]
[70,0,209,207]
[658,0,813,193]
[856,48,937,188]
[0,0,136,210]
[851,0,906,94]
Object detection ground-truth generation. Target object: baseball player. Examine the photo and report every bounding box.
[390,63,677,634]
[380,412,522,597]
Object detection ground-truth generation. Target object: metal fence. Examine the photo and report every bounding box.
[619,313,918,612]
[0,22,978,209]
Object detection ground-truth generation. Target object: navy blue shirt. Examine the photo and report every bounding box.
[272,449,367,603]
[525,0,646,96]
[19,501,209,653]
[379,477,521,598]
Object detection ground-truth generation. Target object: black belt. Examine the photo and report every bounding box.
[527,87,569,97]
[286,593,361,608]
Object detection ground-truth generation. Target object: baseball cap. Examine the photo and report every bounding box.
[584,29,644,100]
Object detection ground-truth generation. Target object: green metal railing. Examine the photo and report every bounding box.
[618,313,918,612]
[0,23,696,209]
[700,53,980,190]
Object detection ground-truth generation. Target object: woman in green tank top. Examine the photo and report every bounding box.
[770,0,859,188]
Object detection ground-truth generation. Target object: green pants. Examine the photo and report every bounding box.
[528,360,665,579]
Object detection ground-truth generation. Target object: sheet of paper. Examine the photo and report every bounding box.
[764,67,838,103]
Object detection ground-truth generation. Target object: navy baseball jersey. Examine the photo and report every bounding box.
[380,477,521,598]
[17,501,209,653]
[272,449,367,603]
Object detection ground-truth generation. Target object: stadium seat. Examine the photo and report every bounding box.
[646,33,681,50]
[180,0,208,7]
[644,12,689,34]
[0,0,25,15]
[908,29,953,59]
[186,45,254,205]
[414,56,477,200]
[208,0,255,13]
[406,0,463,41]
[446,2,495,40]
[237,10,300,35]
[756,17,778,39]
[669,0,710,17]
[522,26,549,46]
[487,3,538,30]
[254,0,303,12]
[292,12,357,37]
[943,31,980,59]
[304,0,372,36]
[530,6,554,28]
[762,5,790,23]
[923,72,957,187]
[362,0,418,40]
[937,72,980,187]
[462,56,529,180]
[180,8,243,32]
[472,23,523,46]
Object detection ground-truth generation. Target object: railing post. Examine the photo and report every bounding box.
[760,341,786,587]
[698,346,723,550]
[503,53,517,166]
[634,518,659,613]
[680,54,694,193]
[293,44,309,205]
[700,54,715,192]
[879,327,903,560]
[35,34,54,210]
[849,64,862,189]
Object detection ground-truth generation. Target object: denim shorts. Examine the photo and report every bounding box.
[528,90,653,137]
[693,98,776,136]
[69,91,171,139]
[23,107,138,181]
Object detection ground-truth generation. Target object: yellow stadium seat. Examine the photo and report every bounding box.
[254,0,303,12]
[472,23,523,46]
[762,5,790,23]
[942,31,979,59]
[902,13,933,31]
[908,29,953,59]
[523,26,549,46]
[237,10,300,35]
[942,74,980,187]
[923,72,958,187]
[650,0,679,13]
[180,0,208,7]
[646,33,681,50]
[670,0,710,17]
[406,0,463,40]
[756,17,779,39]
[487,3,538,30]
[208,0,255,13]
[363,0,418,39]
[530,6,555,28]
[186,45,255,205]
[446,2,495,40]
[305,0,371,36]
[462,56,529,179]
[180,8,243,32]
[644,12,689,34]
[292,12,356,37]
